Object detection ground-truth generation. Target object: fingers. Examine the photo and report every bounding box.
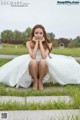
[32,37,45,43]
[32,38,38,43]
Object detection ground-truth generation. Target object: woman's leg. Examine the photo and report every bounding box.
[38,59,48,90]
[29,59,38,90]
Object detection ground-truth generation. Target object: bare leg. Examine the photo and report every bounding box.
[38,59,48,90]
[29,59,38,90]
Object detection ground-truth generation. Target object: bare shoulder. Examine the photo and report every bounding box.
[26,41,34,49]
[48,43,52,49]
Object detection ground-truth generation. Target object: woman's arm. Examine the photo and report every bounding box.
[26,40,38,59]
[39,41,52,59]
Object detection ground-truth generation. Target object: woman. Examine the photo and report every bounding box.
[0,24,80,90]
[26,24,52,90]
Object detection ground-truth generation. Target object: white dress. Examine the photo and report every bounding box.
[0,50,80,88]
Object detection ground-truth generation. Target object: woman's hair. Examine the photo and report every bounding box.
[30,24,52,53]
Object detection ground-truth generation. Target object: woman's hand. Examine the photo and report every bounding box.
[40,37,45,43]
[32,37,38,43]
[32,37,45,48]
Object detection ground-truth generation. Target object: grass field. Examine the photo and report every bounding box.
[0,43,80,56]
[0,83,80,110]
[0,43,28,55]
[53,47,80,57]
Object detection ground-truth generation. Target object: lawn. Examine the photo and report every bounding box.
[53,47,80,57]
[0,43,80,56]
[0,43,28,55]
[0,83,80,110]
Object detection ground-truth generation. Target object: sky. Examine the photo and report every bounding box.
[0,0,80,39]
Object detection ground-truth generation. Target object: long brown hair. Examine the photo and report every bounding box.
[30,24,52,53]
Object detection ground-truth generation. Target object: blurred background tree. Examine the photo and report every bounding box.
[1,28,80,48]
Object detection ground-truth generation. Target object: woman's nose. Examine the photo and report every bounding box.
[37,34,41,37]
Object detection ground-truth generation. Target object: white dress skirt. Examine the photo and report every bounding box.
[0,50,80,88]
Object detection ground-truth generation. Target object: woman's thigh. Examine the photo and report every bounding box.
[39,59,48,73]
[29,59,38,77]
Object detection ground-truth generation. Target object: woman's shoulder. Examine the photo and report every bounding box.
[47,42,52,49]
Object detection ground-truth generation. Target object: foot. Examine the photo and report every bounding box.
[38,80,44,91]
[32,81,38,90]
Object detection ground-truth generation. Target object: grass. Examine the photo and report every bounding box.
[0,43,28,55]
[0,43,80,56]
[52,47,80,57]
[0,101,76,110]
[0,83,80,97]
[77,60,80,63]
[0,58,12,66]
[0,84,80,110]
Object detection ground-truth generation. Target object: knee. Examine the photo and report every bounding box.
[29,59,38,67]
[39,59,47,66]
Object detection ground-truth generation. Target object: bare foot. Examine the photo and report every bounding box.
[32,81,38,90]
[38,80,44,91]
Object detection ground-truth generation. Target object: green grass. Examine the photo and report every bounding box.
[0,84,80,110]
[0,83,80,97]
[52,47,80,57]
[77,60,80,63]
[0,43,80,56]
[0,43,28,55]
[0,101,76,110]
[0,58,12,66]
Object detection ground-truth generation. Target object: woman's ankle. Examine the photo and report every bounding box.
[38,80,44,90]
[32,80,38,90]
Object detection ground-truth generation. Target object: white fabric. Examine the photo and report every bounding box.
[35,49,42,61]
[0,50,80,88]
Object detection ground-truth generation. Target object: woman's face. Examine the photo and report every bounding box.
[34,28,44,40]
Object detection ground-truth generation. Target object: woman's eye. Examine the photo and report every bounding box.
[35,32,38,34]
[35,32,43,35]
[40,32,42,34]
